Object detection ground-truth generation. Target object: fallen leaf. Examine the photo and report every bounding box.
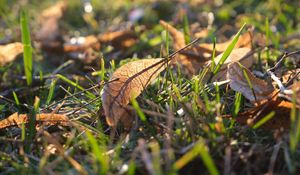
[41,1,67,19]
[198,29,252,54]
[102,58,167,129]
[160,20,253,75]
[63,35,101,52]
[281,68,300,84]
[36,1,67,47]
[234,98,298,130]
[160,20,205,75]
[98,30,137,49]
[0,42,23,66]
[0,113,69,129]
[227,62,274,103]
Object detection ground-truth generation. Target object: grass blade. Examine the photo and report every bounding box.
[198,141,220,175]
[46,79,57,105]
[12,91,20,106]
[174,140,219,175]
[213,23,246,75]
[20,10,33,86]
[231,92,242,117]
[86,131,109,175]
[131,98,146,122]
[183,15,190,43]
[56,74,96,99]
[252,111,275,129]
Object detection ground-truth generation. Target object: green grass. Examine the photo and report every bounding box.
[0,0,299,174]
[212,23,246,75]
[20,10,33,86]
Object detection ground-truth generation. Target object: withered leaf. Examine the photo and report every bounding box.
[41,1,67,19]
[160,20,253,75]
[0,42,23,66]
[63,35,100,52]
[36,1,67,47]
[0,113,69,129]
[102,58,167,129]
[227,62,274,103]
[160,20,205,75]
[233,98,299,130]
[98,30,137,49]
[198,29,252,53]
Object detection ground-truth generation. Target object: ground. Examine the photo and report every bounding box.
[0,0,300,174]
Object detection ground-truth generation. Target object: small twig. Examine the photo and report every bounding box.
[266,50,300,92]
[268,50,300,72]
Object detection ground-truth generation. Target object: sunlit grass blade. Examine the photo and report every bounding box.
[56,74,96,99]
[183,15,190,43]
[86,131,109,175]
[198,141,220,175]
[215,83,220,103]
[127,160,137,175]
[12,91,20,106]
[290,90,300,154]
[46,79,57,105]
[131,98,156,135]
[252,111,275,129]
[131,98,146,122]
[231,92,242,117]
[213,23,246,75]
[210,37,217,71]
[239,63,257,102]
[174,140,219,175]
[20,10,33,86]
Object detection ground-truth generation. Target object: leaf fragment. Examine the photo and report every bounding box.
[98,30,137,49]
[0,42,23,66]
[102,58,167,129]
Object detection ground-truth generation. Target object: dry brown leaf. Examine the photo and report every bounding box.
[234,98,299,130]
[281,68,300,84]
[194,29,209,38]
[160,20,253,75]
[160,20,205,75]
[41,1,67,19]
[102,58,166,129]
[36,1,67,46]
[0,42,23,66]
[63,35,100,52]
[227,62,274,103]
[0,113,69,129]
[199,30,252,53]
[98,30,137,49]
